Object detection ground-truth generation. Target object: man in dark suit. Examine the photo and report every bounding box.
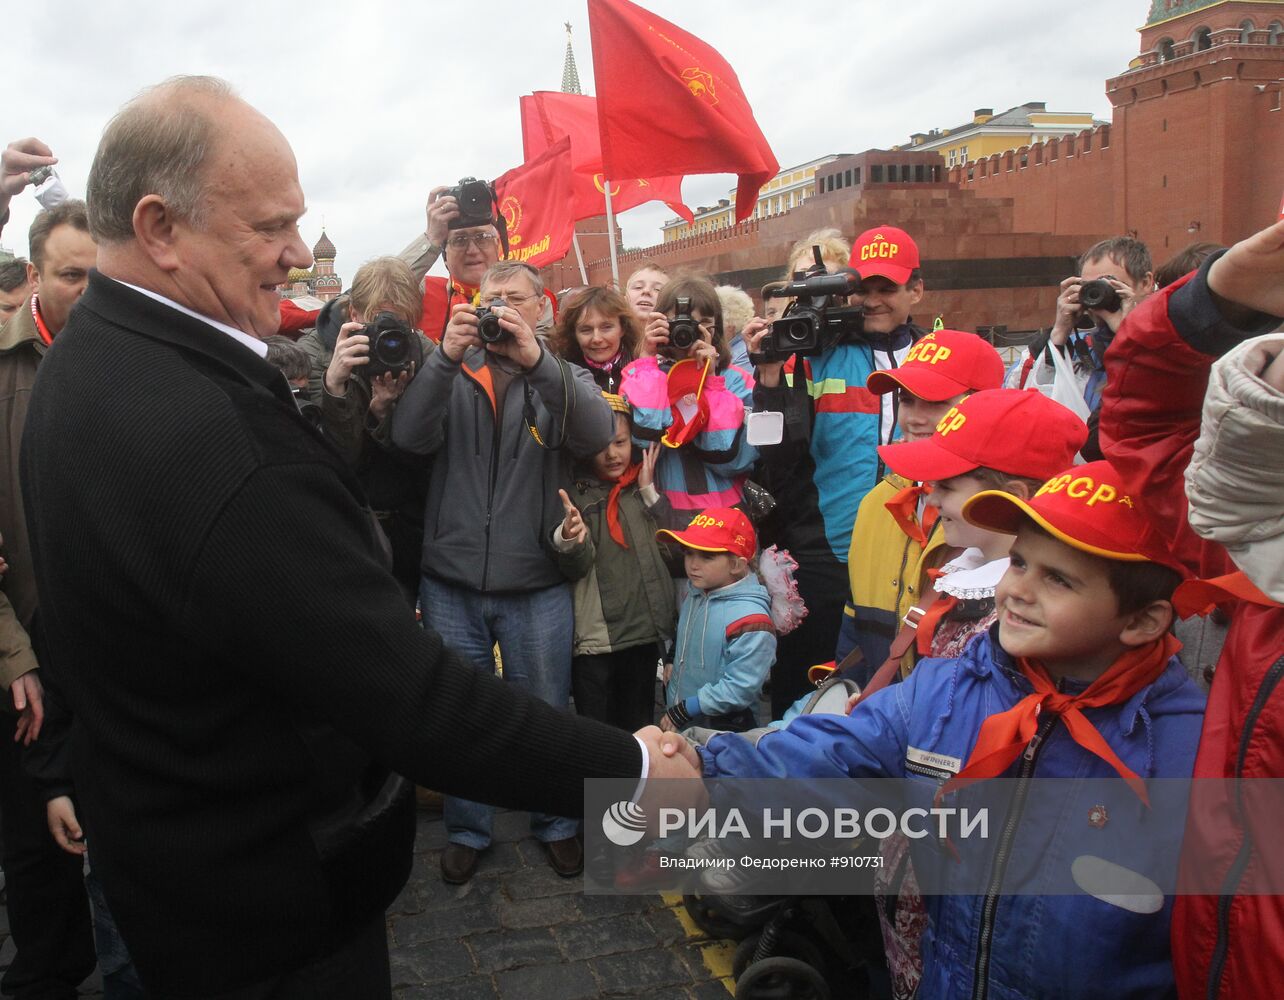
[19,75,700,998]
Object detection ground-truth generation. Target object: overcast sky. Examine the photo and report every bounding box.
[2,0,1150,280]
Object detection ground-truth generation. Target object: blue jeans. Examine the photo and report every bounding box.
[420,576,578,849]
[84,863,146,1000]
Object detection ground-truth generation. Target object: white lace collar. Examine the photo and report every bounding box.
[934,549,1009,601]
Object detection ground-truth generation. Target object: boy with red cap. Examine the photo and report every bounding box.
[836,329,1006,679]
[744,225,923,717]
[693,460,1205,1000]
[655,509,776,734]
[855,388,1087,999]
[878,389,1090,664]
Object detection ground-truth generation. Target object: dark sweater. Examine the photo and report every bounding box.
[19,273,642,996]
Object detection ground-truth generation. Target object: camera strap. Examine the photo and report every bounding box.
[520,354,575,451]
[488,186,511,259]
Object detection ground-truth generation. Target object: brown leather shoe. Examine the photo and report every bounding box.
[544,836,584,877]
[441,843,480,884]
[415,786,444,813]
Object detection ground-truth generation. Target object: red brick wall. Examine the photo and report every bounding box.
[536,31,1283,335]
[544,187,1095,334]
[945,43,1284,259]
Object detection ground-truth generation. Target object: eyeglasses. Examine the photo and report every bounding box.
[446,233,498,251]
[486,292,533,308]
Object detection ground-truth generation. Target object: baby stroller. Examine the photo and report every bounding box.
[681,678,889,1000]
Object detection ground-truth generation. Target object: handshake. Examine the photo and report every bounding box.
[632,724,708,828]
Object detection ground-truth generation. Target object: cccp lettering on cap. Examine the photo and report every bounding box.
[865,329,1005,401]
[961,459,1154,562]
[877,389,1089,484]
[655,507,757,560]
[905,338,952,366]
[848,225,920,286]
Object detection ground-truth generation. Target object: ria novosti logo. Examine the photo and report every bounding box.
[601,801,647,846]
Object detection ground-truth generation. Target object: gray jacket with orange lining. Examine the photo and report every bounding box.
[392,343,613,593]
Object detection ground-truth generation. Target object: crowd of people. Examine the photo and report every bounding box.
[0,73,1280,999]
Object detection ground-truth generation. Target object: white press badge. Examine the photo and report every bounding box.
[746,410,784,447]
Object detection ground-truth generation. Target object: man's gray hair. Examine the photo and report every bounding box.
[482,260,543,298]
[86,75,236,243]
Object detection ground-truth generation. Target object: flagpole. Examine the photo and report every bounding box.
[572,232,589,285]
[603,180,621,288]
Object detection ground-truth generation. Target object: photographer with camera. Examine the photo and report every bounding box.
[619,273,757,528]
[392,260,614,885]
[318,256,435,604]
[398,179,510,342]
[1020,236,1154,458]
[743,226,922,717]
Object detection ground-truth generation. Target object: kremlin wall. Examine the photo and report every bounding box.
[544,0,1284,337]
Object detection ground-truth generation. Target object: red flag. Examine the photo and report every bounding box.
[492,137,576,269]
[588,0,778,223]
[520,92,693,223]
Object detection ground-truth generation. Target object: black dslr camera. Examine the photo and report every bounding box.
[667,296,701,352]
[446,177,498,231]
[475,298,510,344]
[753,247,864,364]
[1078,278,1122,313]
[363,312,423,379]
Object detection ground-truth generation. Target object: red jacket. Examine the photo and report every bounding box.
[1100,259,1284,1000]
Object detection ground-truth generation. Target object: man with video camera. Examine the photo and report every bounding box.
[392,259,614,885]
[744,225,922,717]
[1020,236,1154,458]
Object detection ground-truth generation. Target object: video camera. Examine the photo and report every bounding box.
[363,312,424,379]
[752,247,864,364]
[446,177,500,231]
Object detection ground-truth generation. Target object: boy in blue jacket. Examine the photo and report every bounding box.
[656,509,776,734]
[681,461,1205,1000]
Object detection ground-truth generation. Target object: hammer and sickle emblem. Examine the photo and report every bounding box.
[500,196,523,246]
[593,174,623,197]
[681,68,718,106]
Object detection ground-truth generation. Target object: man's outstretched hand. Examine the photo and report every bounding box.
[1208,217,1284,320]
[634,725,707,832]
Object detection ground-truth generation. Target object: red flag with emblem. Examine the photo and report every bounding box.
[520,92,693,223]
[491,137,576,269]
[587,0,778,223]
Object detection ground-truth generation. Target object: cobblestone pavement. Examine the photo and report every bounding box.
[0,804,735,998]
[388,806,737,999]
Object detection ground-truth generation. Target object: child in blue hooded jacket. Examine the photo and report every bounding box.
[657,509,776,734]
[689,461,1205,1000]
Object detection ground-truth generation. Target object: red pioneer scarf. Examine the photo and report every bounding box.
[885,483,938,547]
[1172,570,1281,618]
[914,568,958,656]
[940,633,1181,806]
[31,296,53,347]
[605,463,642,549]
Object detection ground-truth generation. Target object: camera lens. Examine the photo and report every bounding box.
[1078,279,1121,312]
[785,320,812,345]
[375,331,408,365]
